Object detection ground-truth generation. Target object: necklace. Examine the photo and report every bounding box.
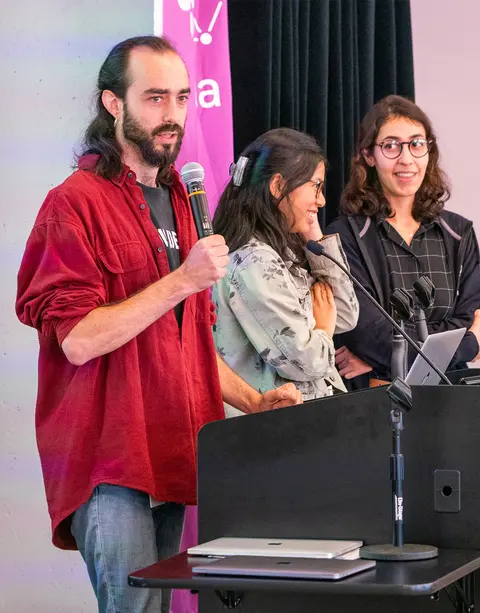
[408,223,420,238]
[386,218,420,241]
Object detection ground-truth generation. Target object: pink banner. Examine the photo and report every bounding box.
[154,2,233,612]
[156,0,234,210]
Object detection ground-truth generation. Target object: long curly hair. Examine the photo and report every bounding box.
[76,36,178,184]
[341,95,450,222]
[213,128,326,263]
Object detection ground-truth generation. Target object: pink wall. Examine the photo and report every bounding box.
[411,0,480,228]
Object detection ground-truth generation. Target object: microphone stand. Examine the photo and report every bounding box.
[307,240,440,560]
[391,319,408,380]
[361,378,438,560]
[390,288,414,381]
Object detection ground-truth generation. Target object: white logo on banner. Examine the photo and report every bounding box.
[178,0,223,45]
[198,79,221,108]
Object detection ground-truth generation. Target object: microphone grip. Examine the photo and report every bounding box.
[186,180,214,239]
[391,331,408,380]
[414,306,429,344]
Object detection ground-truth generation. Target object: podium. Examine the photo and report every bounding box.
[130,385,480,612]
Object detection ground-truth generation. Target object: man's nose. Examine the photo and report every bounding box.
[161,97,178,124]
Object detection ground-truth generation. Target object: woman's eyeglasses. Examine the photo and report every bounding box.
[375,138,433,159]
[309,179,325,200]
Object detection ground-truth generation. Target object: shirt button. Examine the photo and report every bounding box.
[139,203,146,210]
[157,246,163,253]
[127,171,133,178]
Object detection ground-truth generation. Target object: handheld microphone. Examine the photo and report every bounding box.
[180,162,214,238]
[306,240,451,385]
[389,289,413,381]
[412,275,436,345]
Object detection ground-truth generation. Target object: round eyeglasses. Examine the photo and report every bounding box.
[308,179,325,200]
[375,138,433,159]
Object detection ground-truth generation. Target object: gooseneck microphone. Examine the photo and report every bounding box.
[306,240,451,385]
[412,275,436,345]
[180,162,214,238]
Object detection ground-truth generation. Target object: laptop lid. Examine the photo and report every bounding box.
[405,328,466,386]
[192,555,376,580]
[187,537,362,559]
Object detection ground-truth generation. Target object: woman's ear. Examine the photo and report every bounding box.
[361,148,376,168]
[269,173,285,199]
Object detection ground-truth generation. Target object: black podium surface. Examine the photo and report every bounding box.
[129,549,480,596]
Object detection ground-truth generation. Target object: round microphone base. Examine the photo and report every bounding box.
[360,543,438,561]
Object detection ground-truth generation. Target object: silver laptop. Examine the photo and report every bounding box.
[187,537,362,559]
[405,328,466,386]
[192,555,376,580]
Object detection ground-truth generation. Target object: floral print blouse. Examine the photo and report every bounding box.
[213,234,359,416]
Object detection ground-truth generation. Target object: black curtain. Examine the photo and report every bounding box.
[227,0,415,225]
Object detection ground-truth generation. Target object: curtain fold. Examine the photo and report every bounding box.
[228,0,415,225]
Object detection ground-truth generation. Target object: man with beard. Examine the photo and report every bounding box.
[16,36,302,613]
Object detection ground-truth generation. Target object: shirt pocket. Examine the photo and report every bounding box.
[98,241,150,300]
[98,241,147,274]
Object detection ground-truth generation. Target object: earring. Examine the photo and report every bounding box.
[114,117,118,128]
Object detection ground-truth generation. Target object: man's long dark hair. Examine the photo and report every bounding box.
[341,95,450,222]
[213,128,326,263]
[77,36,178,182]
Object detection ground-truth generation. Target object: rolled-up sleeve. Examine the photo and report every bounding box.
[305,234,359,334]
[228,249,334,381]
[16,201,106,345]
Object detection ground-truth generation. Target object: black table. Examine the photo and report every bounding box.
[129,549,479,612]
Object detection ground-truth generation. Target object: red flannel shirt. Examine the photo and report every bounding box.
[16,155,224,549]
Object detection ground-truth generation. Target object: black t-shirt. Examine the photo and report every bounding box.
[139,182,183,325]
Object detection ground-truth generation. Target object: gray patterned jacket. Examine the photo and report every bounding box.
[213,234,359,416]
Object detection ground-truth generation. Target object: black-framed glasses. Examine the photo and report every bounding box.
[375,138,433,159]
[309,179,325,200]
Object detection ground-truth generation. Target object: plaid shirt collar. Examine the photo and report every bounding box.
[375,212,439,235]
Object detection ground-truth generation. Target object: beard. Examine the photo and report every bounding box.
[122,103,184,171]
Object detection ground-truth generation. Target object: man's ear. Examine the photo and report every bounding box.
[361,148,375,168]
[269,173,285,199]
[101,90,122,122]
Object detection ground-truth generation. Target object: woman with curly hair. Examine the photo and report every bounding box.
[327,95,480,388]
[212,128,359,416]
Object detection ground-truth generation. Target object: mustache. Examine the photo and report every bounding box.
[152,123,184,137]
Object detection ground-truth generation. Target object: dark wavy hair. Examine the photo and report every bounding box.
[341,95,450,222]
[77,36,178,183]
[213,128,326,263]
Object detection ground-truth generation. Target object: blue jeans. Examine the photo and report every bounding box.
[71,484,185,613]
